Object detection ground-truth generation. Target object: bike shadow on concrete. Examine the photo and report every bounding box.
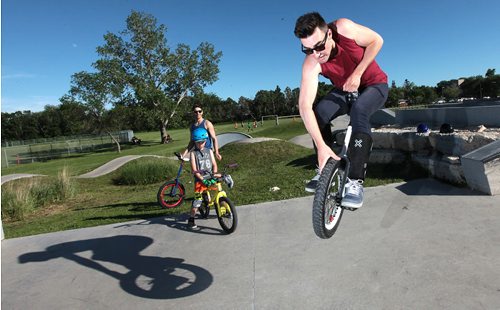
[79,197,230,235]
[17,235,213,299]
[114,213,229,236]
[395,178,487,196]
[99,199,229,236]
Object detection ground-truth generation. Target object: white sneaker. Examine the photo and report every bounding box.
[341,179,364,209]
[305,168,320,193]
[223,174,234,189]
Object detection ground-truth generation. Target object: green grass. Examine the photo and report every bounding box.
[1,118,306,177]
[1,119,427,238]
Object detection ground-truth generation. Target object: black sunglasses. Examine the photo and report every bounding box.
[301,30,328,55]
[193,110,203,114]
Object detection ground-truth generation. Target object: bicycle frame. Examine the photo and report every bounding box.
[172,161,184,192]
[170,152,187,196]
[336,125,352,200]
[202,182,228,215]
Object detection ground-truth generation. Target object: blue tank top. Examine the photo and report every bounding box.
[190,120,213,149]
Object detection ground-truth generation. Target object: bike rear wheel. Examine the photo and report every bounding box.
[157,181,185,208]
[216,197,238,234]
[312,158,345,239]
[198,201,210,219]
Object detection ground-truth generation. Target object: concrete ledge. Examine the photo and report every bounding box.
[370,108,396,126]
[461,140,500,195]
[369,130,499,195]
[429,134,497,156]
[412,154,465,185]
[395,105,500,127]
[369,149,407,164]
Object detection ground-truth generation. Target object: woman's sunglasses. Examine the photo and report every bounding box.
[301,30,328,55]
[193,110,203,114]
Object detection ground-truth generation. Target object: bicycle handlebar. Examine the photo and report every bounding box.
[174,152,189,162]
[192,163,238,178]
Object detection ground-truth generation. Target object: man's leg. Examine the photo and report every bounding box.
[342,84,388,208]
[305,89,349,193]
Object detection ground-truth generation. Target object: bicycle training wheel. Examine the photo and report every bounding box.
[216,197,238,234]
[312,158,345,239]
[157,181,185,208]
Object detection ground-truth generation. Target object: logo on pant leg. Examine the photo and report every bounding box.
[354,139,363,148]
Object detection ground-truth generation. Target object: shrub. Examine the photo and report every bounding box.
[113,157,178,185]
[1,182,36,221]
[1,167,77,221]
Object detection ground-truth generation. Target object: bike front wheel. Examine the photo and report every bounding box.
[312,158,345,239]
[157,181,185,208]
[216,197,238,234]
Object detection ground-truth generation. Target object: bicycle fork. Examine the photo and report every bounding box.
[337,125,352,201]
[170,163,184,196]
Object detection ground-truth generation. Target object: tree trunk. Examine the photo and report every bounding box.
[107,131,121,153]
[160,122,168,144]
[159,89,189,143]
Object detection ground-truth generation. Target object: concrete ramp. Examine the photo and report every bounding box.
[217,132,252,148]
[75,155,162,178]
[1,174,46,185]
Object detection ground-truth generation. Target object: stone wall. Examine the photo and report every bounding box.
[368,129,499,187]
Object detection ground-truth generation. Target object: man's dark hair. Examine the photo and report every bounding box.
[294,12,328,38]
[192,103,203,111]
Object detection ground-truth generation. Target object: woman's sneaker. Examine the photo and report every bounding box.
[223,175,234,189]
[341,179,364,209]
[305,168,320,193]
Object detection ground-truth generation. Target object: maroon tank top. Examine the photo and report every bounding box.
[320,22,387,89]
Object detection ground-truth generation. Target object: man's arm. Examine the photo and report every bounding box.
[209,149,220,177]
[336,18,384,92]
[181,133,195,159]
[299,58,340,170]
[206,120,222,160]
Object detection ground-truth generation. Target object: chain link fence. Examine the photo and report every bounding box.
[1,131,133,168]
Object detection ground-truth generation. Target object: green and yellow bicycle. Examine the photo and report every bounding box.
[196,164,238,234]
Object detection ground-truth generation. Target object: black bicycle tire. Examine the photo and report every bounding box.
[198,201,210,219]
[157,181,185,208]
[216,197,238,234]
[312,158,345,239]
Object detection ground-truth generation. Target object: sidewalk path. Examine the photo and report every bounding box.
[2,178,500,309]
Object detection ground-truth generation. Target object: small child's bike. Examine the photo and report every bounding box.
[196,164,238,234]
[157,152,188,208]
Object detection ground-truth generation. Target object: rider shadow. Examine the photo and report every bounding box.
[286,154,317,170]
[18,235,213,299]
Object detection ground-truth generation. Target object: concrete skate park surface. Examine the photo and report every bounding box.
[2,178,500,309]
[3,127,500,308]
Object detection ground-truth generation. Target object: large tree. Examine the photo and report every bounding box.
[94,11,222,143]
[61,71,124,152]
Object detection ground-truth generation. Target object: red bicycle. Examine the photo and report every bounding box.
[157,152,188,208]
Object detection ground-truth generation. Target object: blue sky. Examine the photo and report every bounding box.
[2,0,500,113]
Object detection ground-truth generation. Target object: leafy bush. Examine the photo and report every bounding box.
[113,157,178,185]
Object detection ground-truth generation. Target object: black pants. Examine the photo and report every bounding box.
[314,83,389,148]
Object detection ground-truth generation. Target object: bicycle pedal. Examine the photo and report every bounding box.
[344,207,357,211]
